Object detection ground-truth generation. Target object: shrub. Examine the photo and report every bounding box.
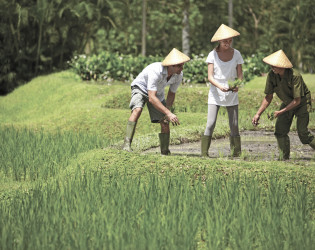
[68,51,269,84]
[183,54,208,84]
[243,52,270,81]
[68,51,163,82]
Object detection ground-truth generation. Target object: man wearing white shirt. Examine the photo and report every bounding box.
[122,48,190,155]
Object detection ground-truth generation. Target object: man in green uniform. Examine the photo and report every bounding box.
[252,50,315,160]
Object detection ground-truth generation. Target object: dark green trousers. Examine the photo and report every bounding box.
[275,103,314,145]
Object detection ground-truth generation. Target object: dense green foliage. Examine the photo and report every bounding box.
[69,51,269,83]
[1,0,314,94]
[68,52,163,81]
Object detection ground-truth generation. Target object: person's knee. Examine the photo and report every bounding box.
[205,125,213,133]
[274,128,290,138]
[275,117,291,137]
[230,130,239,137]
[298,132,311,144]
[133,107,142,114]
[131,107,142,119]
[229,122,239,136]
[160,121,170,133]
[204,124,215,136]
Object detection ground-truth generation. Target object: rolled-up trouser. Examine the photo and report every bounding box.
[275,103,314,145]
[204,104,239,137]
[129,86,166,123]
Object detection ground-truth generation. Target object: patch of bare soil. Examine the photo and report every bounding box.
[143,130,315,162]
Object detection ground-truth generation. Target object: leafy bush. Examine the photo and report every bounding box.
[68,51,270,84]
[243,52,270,81]
[68,51,163,82]
[183,54,208,84]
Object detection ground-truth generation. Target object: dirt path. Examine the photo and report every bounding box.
[143,130,315,162]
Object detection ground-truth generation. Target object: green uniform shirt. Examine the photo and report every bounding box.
[264,68,311,110]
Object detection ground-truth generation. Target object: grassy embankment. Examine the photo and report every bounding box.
[0,71,314,249]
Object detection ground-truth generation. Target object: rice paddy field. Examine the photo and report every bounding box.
[0,71,314,249]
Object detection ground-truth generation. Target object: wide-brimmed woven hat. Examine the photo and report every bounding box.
[162,48,190,66]
[211,24,240,42]
[263,50,293,68]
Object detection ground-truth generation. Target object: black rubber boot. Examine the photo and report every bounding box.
[201,135,211,157]
[230,135,241,157]
[159,133,171,155]
[276,136,290,160]
[122,121,137,152]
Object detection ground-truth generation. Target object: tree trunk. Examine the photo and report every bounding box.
[141,0,147,56]
[182,1,190,56]
[248,6,260,51]
[35,23,43,75]
[228,0,233,28]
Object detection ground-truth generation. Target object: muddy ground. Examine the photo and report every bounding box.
[143,130,315,162]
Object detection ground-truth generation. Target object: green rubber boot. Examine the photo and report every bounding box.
[122,121,137,152]
[230,135,241,157]
[201,135,211,157]
[159,133,171,155]
[276,136,290,160]
[309,137,315,150]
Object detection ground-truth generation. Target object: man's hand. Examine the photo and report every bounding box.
[252,94,273,126]
[252,114,260,126]
[166,112,180,126]
[274,111,281,118]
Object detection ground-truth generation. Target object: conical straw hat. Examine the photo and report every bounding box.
[263,50,293,68]
[211,24,240,42]
[162,48,190,66]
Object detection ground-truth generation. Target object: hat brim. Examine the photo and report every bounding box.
[161,48,190,66]
[263,50,293,68]
[211,24,240,42]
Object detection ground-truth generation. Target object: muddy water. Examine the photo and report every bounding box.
[143,130,315,162]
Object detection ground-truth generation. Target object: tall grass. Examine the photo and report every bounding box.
[0,169,313,249]
[0,127,108,181]
[0,71,314,249]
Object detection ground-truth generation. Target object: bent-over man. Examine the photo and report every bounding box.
[122,48,190,155]
[252,50,314,160]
